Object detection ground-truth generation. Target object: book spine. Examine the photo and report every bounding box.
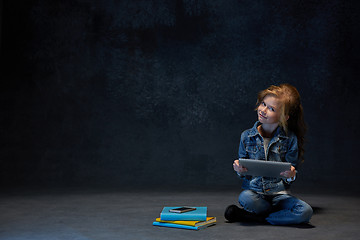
[153,222,199,230]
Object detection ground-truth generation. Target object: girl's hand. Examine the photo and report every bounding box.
[233,160,248,173]
[280,165,296,178]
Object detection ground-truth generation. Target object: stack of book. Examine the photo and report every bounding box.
[153,207,216,230]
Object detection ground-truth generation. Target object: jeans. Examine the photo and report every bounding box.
[238,190,313,225]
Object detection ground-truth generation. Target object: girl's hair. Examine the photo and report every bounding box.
[256,83,307,163]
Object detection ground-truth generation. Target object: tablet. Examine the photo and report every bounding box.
[238,158,291,178]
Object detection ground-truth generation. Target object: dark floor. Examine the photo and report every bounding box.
[0,187,359,240]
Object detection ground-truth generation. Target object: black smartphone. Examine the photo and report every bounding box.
[169,207,196,213]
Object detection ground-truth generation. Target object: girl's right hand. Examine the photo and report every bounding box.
[233,160,248,173]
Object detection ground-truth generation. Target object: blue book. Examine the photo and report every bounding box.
[160,207,207,221]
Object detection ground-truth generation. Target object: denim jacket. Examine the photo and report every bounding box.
[238,121,299,194]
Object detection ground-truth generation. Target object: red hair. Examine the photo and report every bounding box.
[256,84,307,163]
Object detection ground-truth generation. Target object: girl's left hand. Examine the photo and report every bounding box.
[280,166,296,178]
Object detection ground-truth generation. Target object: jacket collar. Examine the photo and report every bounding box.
[248,121,288,139]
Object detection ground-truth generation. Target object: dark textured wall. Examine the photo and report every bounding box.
[1,0,359,189]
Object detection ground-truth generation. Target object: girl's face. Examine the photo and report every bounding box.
[257,95,282,125]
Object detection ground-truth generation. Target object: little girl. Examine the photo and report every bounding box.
[225,83,313,225]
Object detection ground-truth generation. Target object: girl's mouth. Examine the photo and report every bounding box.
[259,113,267,119]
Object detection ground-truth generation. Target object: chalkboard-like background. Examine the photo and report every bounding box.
[1,0,359,190]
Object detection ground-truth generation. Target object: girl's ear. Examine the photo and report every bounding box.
[286,115,289,121]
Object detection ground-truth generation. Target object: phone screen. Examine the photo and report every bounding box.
[169,207,196,213]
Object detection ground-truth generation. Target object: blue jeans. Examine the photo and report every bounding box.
[238,190,313,225]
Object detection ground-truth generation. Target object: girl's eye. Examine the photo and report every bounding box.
[269,107,275,112]
[261,102,266,106]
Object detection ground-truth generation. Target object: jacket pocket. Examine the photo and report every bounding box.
[245,144,259,159]
[269,144,287,162]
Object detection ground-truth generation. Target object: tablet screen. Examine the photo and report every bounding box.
[238,159,291,178]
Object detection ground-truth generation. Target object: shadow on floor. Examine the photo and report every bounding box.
[311,206,325,215]
[228,220,316,229]
[225,206,324,229]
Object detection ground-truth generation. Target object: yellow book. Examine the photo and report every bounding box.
[155,217,216,227]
